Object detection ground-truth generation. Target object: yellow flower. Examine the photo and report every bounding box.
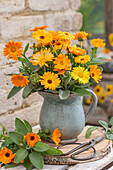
[30,25,49,32]
[24,133,41,148]
[88,33,92,38]
[3,40,23,60]
[11,73,29,87]
[31,49,54,67]
[74,55,90,64]
[102,48,110,55]
[74,31,88,40]
[54,54,71,75]
[58,31,74,40]
[48,30,58,41]
[106,84,113,95]
[53,41,63,50]
[91,38,106,48]
[71,66,90,84]
[94,84,103,96]
[0,147,14,164]
[51,128,61,146]
[69,45,87,55]
[40,72,61,90]
[109,33,113,46]
[32,30,52,45]
[90,65,102,83]
[99,93,106,104]
[86,96,92,105]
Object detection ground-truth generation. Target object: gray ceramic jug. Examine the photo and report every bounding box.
[39,89,97,143]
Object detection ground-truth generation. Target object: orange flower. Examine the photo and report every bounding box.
[3,40,23,60]
[40,72,61,90]
[111,99,113,103]
[90,65,102,83]
[94,84,103,96]
[102,48,110,55]
[51,128,61,146]
[58,31,74,40]
[106,84,113,95]
[69,45,87,55]
[32,30,52,45]
[75,55,90,64]
[109,33,113,46]
[53,41,63,51]
[86,96,92,105]
[48,30,58,41]
[31,49,54,67]
[11,73,29,87]
[99,93,106,104]
[24,133,41,148]
[91,38,106,48]
[73,31,88,40]
[30,25,49,32]
[54,54,71,75]
[0,147,14,164]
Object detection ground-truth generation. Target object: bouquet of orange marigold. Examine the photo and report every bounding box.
[3,25,107,99]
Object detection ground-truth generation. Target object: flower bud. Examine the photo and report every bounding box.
[30,73,40,85]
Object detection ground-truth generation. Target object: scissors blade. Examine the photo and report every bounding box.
[89,136,105,146]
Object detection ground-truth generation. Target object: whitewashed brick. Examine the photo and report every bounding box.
[0,0,25,13]
[28,0,68,11]
[46,11,82,31]
[70,0,81,10]
[1,16,44,40]
[0,103,42,131]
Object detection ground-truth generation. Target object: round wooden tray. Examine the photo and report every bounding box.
[43,126,112,165]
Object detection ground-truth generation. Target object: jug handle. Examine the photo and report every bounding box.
[85,89,97,122]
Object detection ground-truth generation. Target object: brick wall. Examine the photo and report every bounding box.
[0,0,82,130]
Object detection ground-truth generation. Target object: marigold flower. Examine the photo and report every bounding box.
[109,33,113,46]
[71,66,90,84]
[11,73,29,87]
[3,40,23,60]
[31,49,54,67]
[102,48,110,55]
[40,72,61,90]
[0,147,14,164]
[24,133,41,148]
[73,31,88,41]
[94,84,103,96]
[30,25,49,32]
[106,84,113,95]
[69,45,87,55]
[53,41,63,51]
[58,31,74,40]
[48,30,58,41]
[90,65,102,83]
[75,55,90,64]
[86,96,92,105]
[91,38,105,48]
[99,93,106,104]
[54,54,71,75]
[32,30,52,45]
[51,128,61,146]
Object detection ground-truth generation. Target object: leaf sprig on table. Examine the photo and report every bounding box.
[85,117,113,141]
[0,118,62,169]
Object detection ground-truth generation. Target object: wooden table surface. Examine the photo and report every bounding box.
[1,125,113,170]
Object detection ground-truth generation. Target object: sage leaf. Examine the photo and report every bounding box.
[9,132,23,145]
[110,117,113,126]
[42,147,63,156]
[7,86,22,99]
[85,126,98,138]
[22,83,34,99]
[72,88,91,96]
[106,130,113,140]
[99,120,108,131]
[15,118,28,135]
[59,89,70,100]
[24,120,32,133]
[33,142,49,152]
[29,152,44,169]
[14,148,28,164]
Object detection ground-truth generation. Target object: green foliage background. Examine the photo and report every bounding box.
[79,0,105,34]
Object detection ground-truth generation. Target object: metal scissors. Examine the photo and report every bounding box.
[57,136,105,161]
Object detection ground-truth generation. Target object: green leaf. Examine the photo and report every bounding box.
[14,148,28,164]
[15,118,28,135]
[7,86,22,99]
[24,43,29,55]
[29,152,44,169]
[106,130,113,140]
[3,137,13,145]
[5,163,17,168]
[97,56,111,60]
[9,132,24,145]
[42,147,63,156]
[72,88,91,96]
[59,90,70,99]
[24,156,32,170]
[110,117,113,126]
[33,142,49,152]
[74,82,92,88]
[111,126,113,133]
[18,57,25,63]
[99,120,108,130]
[24,120,32,133]
[88,59,106,65]
[22,83,34,99]
[85,127,98,138]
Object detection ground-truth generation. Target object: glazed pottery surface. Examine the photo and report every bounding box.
[39,89,97,142]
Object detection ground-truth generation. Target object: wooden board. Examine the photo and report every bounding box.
[33,126,112,165]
